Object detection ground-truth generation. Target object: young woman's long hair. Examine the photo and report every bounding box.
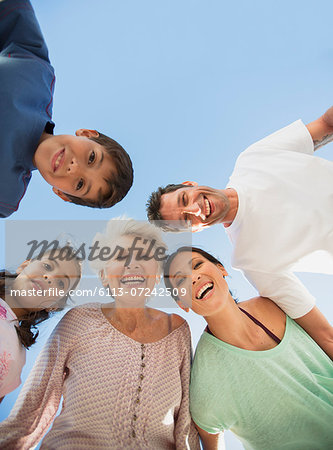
[0,269,80,349]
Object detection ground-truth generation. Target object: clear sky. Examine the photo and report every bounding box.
[1,1,332,448]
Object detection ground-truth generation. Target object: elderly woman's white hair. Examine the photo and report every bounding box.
[90,216,167,275]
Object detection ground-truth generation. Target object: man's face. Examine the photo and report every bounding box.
[33,129,117,203]
[159,183,230,232]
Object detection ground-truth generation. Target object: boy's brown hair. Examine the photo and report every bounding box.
[66,132,133,208]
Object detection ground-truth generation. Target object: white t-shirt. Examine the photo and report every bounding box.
[226,120,333,318]
[0,298,26,397]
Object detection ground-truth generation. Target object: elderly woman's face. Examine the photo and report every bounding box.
[168,251,229,316]
[102,235,160,301]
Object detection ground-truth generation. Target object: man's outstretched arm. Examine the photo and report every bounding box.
[295,306,333,360]
[306,105,333,150]
[243,269,333,359]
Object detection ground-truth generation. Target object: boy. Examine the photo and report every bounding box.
[0,0,133,218]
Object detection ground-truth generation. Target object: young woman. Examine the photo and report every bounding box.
[0,219,199,449]
[164,246,333,450]
[0,248,82,401]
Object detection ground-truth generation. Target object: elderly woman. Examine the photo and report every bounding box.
[0,219,199,450]
[164,246,333,450]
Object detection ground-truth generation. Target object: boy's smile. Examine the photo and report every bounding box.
[33,129,117,202]
[52,148,65,172]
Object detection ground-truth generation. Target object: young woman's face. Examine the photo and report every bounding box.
[168,251,229,316]
[11,254,81,310]
[101,235,160,303]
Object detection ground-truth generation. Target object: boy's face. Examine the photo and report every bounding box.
[33,129,117,203]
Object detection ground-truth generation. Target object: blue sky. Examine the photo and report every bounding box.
[1,1,332,448]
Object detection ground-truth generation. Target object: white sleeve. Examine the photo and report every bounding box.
[243,269,316,319]
[247,120,314,156]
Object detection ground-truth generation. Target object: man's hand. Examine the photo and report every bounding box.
[295,306,333,360]
[306,105,333,150]
[322,105,333,128]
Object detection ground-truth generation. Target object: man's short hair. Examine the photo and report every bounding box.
[65,132,133,208]
[146,183,186,232]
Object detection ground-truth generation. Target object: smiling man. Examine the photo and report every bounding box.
[0,0,133,218]
[147,105,333,358]
[157,183,239,232]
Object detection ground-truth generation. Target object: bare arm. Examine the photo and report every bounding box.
[242,270,333,358]
[196,425,225,450]
[295,306,333,360]
[306,106,333,150]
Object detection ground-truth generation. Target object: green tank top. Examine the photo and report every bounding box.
[190,316,333,450]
